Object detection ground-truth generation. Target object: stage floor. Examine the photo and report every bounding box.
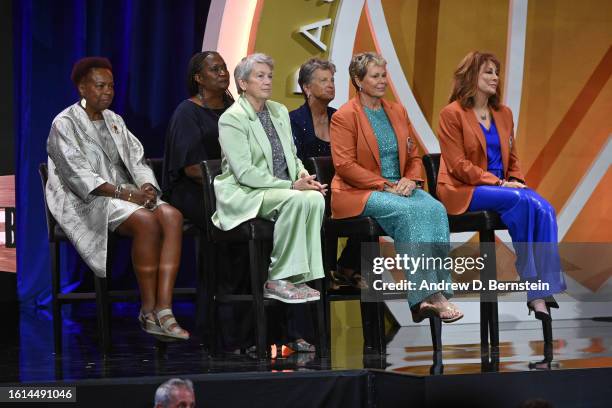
[2,301,612,383]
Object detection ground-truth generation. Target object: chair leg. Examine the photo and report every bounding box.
[324,231,338,276]
[542,319,553,345]
[429,316,443,352]
[94,276,111,354]
[374,302,386,354]
[249,239,268,359]
[479,228,499,348]
[489,298,499,348]
[480,302,489,348]
[309,279,327,358]
[51,242,62,355]
[205,241,218,355]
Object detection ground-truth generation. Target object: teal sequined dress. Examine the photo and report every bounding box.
[361,107,453,307]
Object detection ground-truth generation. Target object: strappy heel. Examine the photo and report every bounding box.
[154,308,190,341]
[411,302,464,323]
[527,299,552,323]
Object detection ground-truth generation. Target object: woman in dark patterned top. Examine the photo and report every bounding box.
[290,58,363,289]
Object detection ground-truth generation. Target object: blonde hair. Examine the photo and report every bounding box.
[348,52,386,91]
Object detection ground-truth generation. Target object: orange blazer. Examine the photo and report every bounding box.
[330,97,423,219]
[436,101,524,215]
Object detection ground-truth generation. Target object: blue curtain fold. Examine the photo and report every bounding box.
[14,0,210,306]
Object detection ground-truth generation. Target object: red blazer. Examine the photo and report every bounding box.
[436,101,524,215]
[330,97,423,219]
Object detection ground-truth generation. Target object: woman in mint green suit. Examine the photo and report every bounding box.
[212,53,327,304]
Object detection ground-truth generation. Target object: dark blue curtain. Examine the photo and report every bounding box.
[14,0,210,306]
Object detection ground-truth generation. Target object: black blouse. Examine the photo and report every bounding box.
[162,99,226,227]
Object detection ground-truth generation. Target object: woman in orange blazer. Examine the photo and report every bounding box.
[437,51,566,322]
[330,52,463,323]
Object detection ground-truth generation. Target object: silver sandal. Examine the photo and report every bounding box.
[263,280,308,304]
[295,283,320,301]
[154,308,190,341]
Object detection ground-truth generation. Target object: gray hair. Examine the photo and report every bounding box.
[154,378,194,408]
[297,58,336,98]
[234,53,275,95]
[348,52,387,91]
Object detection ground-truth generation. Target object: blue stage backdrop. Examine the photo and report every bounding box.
[14,0,211,306]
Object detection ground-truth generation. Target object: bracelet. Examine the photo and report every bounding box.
[290,182,294,190]
[113,185,122,198]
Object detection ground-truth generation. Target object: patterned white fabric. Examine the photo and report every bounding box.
[45,103,160,277]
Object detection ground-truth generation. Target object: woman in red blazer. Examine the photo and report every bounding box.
[437,51,566,321]
[331,52,463,323]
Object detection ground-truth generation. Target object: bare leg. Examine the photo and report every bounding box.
[153,204,183,310]
[115,209,162,313]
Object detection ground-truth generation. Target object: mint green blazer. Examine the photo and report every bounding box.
[212,96,307,231]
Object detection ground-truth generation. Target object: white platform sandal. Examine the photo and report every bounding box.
[154,308,190,341]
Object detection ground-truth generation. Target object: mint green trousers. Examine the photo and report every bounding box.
[257,189,325,283]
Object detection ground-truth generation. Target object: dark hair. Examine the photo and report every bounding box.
[449,51,501,110]
[71,57,112,88]
[297,58,336,99]
[186,51,234,107]
[187,51,218,96]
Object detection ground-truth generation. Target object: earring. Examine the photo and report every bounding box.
[358,85,362,92]
[80,98,87,109]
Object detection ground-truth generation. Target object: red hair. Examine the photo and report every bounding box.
[449,51,501,110]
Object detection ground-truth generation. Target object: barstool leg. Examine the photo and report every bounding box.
[51,243,62,356]
[94,276,111,354]
[249,239,268,359]
[429,316,442,352]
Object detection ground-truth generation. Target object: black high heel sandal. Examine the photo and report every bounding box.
[527,301,552,323]
[528,296,558,344]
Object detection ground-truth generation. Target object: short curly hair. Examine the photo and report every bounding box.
[297,58,336,99]
[348,52,386,91]
[70,57,112,88]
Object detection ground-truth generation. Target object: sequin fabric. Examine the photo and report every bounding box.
[256,107,290,180]
[364,107,401,181]
[361,107,453,306]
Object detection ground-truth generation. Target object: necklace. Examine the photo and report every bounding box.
[479,110,488,121]
[195,92,225,117]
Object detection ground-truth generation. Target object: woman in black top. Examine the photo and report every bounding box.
[163,51,233,228]
[163,52,257,351]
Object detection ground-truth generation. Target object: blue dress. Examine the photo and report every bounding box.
[468,121,566,301]
[360,107,452,307]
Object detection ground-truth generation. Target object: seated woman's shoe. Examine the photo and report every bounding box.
[154,308,190,341]
[411,301,464,323]
[527,299,553,323]
[286,339,316,353]
[138,310,163,336]
[295,283,320,301]
[263,280,308,304]
[331,267,369,290]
